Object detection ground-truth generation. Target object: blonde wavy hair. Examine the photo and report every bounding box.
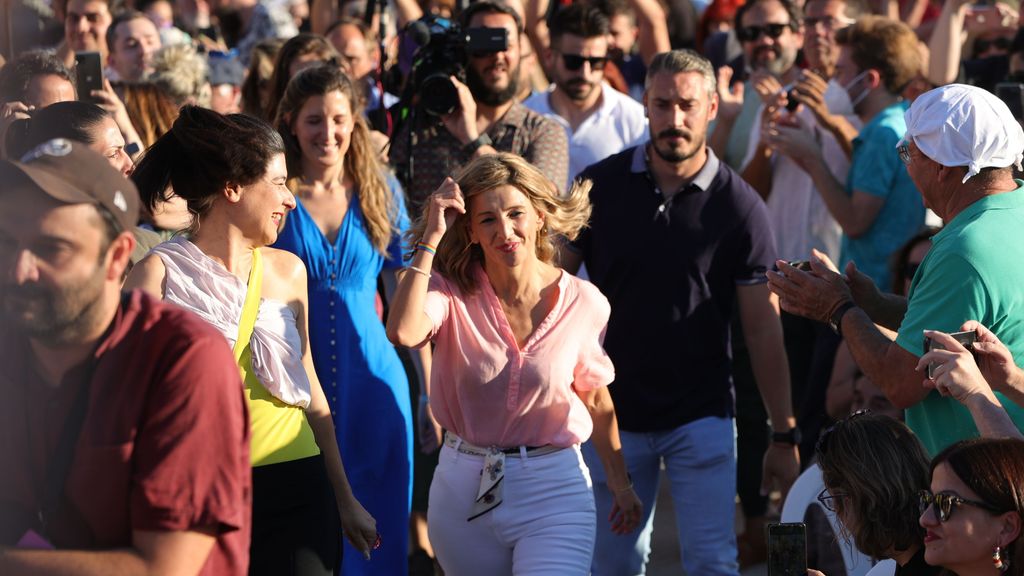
[408,153,592,294]
[275,64,397,255]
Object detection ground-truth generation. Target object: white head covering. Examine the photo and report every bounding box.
[901,83,1024,183]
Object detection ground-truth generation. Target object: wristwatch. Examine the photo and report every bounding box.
[828,301,857,337]
[772,427,802,446]
[461,133,492,156]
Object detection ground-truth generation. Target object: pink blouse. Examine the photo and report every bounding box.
[421,265,615,448]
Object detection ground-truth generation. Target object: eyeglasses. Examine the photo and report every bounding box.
[817,488,847,513]
[560,53,608,71]
[897,141,912,165]
[975,36,1012,54]
[918,490,1002,523]
[815,408,871,456]
[737,23,789,42]
[803,15,855,31]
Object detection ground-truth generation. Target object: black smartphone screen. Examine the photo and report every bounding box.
[767,522,807,576]
[74,51,104,104]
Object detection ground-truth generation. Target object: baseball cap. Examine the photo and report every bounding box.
[0,138,140,231]
[900,83,1024,184]
[207,51,245,87]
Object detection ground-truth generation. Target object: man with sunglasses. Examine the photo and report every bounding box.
[524,4,647,189]
[389,0,569,213]
[768,83,1024,457]
[709,0,803,169]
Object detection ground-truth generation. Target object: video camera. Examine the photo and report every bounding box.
[406,16,508,116]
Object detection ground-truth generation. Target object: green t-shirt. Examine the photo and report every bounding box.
[895,182,1024,456]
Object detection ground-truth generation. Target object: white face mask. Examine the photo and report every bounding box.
[843,70,871,109]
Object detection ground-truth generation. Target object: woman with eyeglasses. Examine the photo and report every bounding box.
[919,437,1024,576]
[810,411,940,576]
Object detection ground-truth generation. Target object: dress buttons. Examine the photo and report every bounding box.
[331,381,337,387]
[331,354,336,360]
[329,301,335,307]
[330,328,335,334]
[331,367,337,373]
[331,396,336,402]
[330,315,335,321]
[330,339,336,346]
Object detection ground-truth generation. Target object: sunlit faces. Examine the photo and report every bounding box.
[643,70,718,165]
[467,184,543,267]
[551,33,608,103]
[24,74,76,108]
[108,16,161,81]
[802,0,852,75]
[65,0,112,53]
[465,11,521,106]
[328,24,375,80]
[291,90,355,170]
[739,0,802,76]
[0,193,112,346]
[921,463,1011,575]
[234,154,295,245]
[92,115,133,177]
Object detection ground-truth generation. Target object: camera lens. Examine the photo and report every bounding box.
[421,74,459,116]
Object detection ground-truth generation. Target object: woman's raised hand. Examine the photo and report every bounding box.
[425,177,466,243]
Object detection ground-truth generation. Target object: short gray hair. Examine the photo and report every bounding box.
[645,49,715,98]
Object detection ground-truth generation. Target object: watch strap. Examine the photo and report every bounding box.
[462,133,492,156]
[829,301,857,336]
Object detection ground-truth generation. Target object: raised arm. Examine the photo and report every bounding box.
[386,177,466,347]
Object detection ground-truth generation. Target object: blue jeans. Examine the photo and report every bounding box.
[583,416,739,576]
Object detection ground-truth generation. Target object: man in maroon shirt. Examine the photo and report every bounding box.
[0,139,251,575]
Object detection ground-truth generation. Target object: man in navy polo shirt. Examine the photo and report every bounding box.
[560,49,798,576]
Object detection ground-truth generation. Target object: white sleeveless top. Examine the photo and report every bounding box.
[152,237,312,407]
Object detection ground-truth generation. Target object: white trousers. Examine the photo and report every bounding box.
[427,443,597,576]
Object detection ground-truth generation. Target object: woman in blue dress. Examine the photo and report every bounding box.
[272,64,418,576]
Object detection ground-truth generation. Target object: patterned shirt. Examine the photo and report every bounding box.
[390,102,569,217]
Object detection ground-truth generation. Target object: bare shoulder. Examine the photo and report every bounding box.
[259,247,308,301]
[124,253,168,298]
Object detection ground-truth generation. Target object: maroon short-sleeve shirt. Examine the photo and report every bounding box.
[0,290,251,575]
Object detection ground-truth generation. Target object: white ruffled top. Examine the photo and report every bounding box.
[151,237,312,408]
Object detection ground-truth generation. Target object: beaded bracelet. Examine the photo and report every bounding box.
[415,241,437,256]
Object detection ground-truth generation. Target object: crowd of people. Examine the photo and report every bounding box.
[2,0,1024,573]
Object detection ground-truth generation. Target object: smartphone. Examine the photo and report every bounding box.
[787,260,812,271]
[465,27,509,54]
[924,330,979,379]
[780,83,800,112]
[75,51,104,104]
[767,522,807,576]
[996,83,1024,121]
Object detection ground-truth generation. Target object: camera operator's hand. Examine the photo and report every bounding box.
[442,75,480,147]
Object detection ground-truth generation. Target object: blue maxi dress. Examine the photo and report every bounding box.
[273,179,413,576]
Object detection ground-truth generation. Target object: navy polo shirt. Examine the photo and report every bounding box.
[573,145,777,432]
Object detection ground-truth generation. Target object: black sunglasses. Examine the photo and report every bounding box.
[738,23,789,42]
[918,490,1002,523]
[976,36,1012,53]
[561,53,608,71]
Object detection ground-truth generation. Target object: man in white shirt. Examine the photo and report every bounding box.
[524,3,647,187]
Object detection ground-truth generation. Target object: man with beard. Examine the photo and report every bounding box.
[709,0,803,169]
[524,3,647,189]
[0,139,251,575]
[389,0,568,213]
[560,50,798,576]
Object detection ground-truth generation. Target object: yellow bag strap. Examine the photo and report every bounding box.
[232,248,263,364]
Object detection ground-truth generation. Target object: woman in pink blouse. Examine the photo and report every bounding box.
[386,153,642,575]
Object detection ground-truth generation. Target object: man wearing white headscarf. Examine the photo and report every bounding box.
[766,83,1024,456]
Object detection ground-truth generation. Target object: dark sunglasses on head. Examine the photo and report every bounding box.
[918,490,1001,523]
[737,23,789,42]
[561,53,608,71]
[814,408,871,456]
[976,36,1012,53]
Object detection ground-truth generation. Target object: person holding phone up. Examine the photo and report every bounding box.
[386,153,642,575]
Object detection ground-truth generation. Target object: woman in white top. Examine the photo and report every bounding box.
[124,105,376,576]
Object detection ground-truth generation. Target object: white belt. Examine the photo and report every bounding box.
[443,432,563,520]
